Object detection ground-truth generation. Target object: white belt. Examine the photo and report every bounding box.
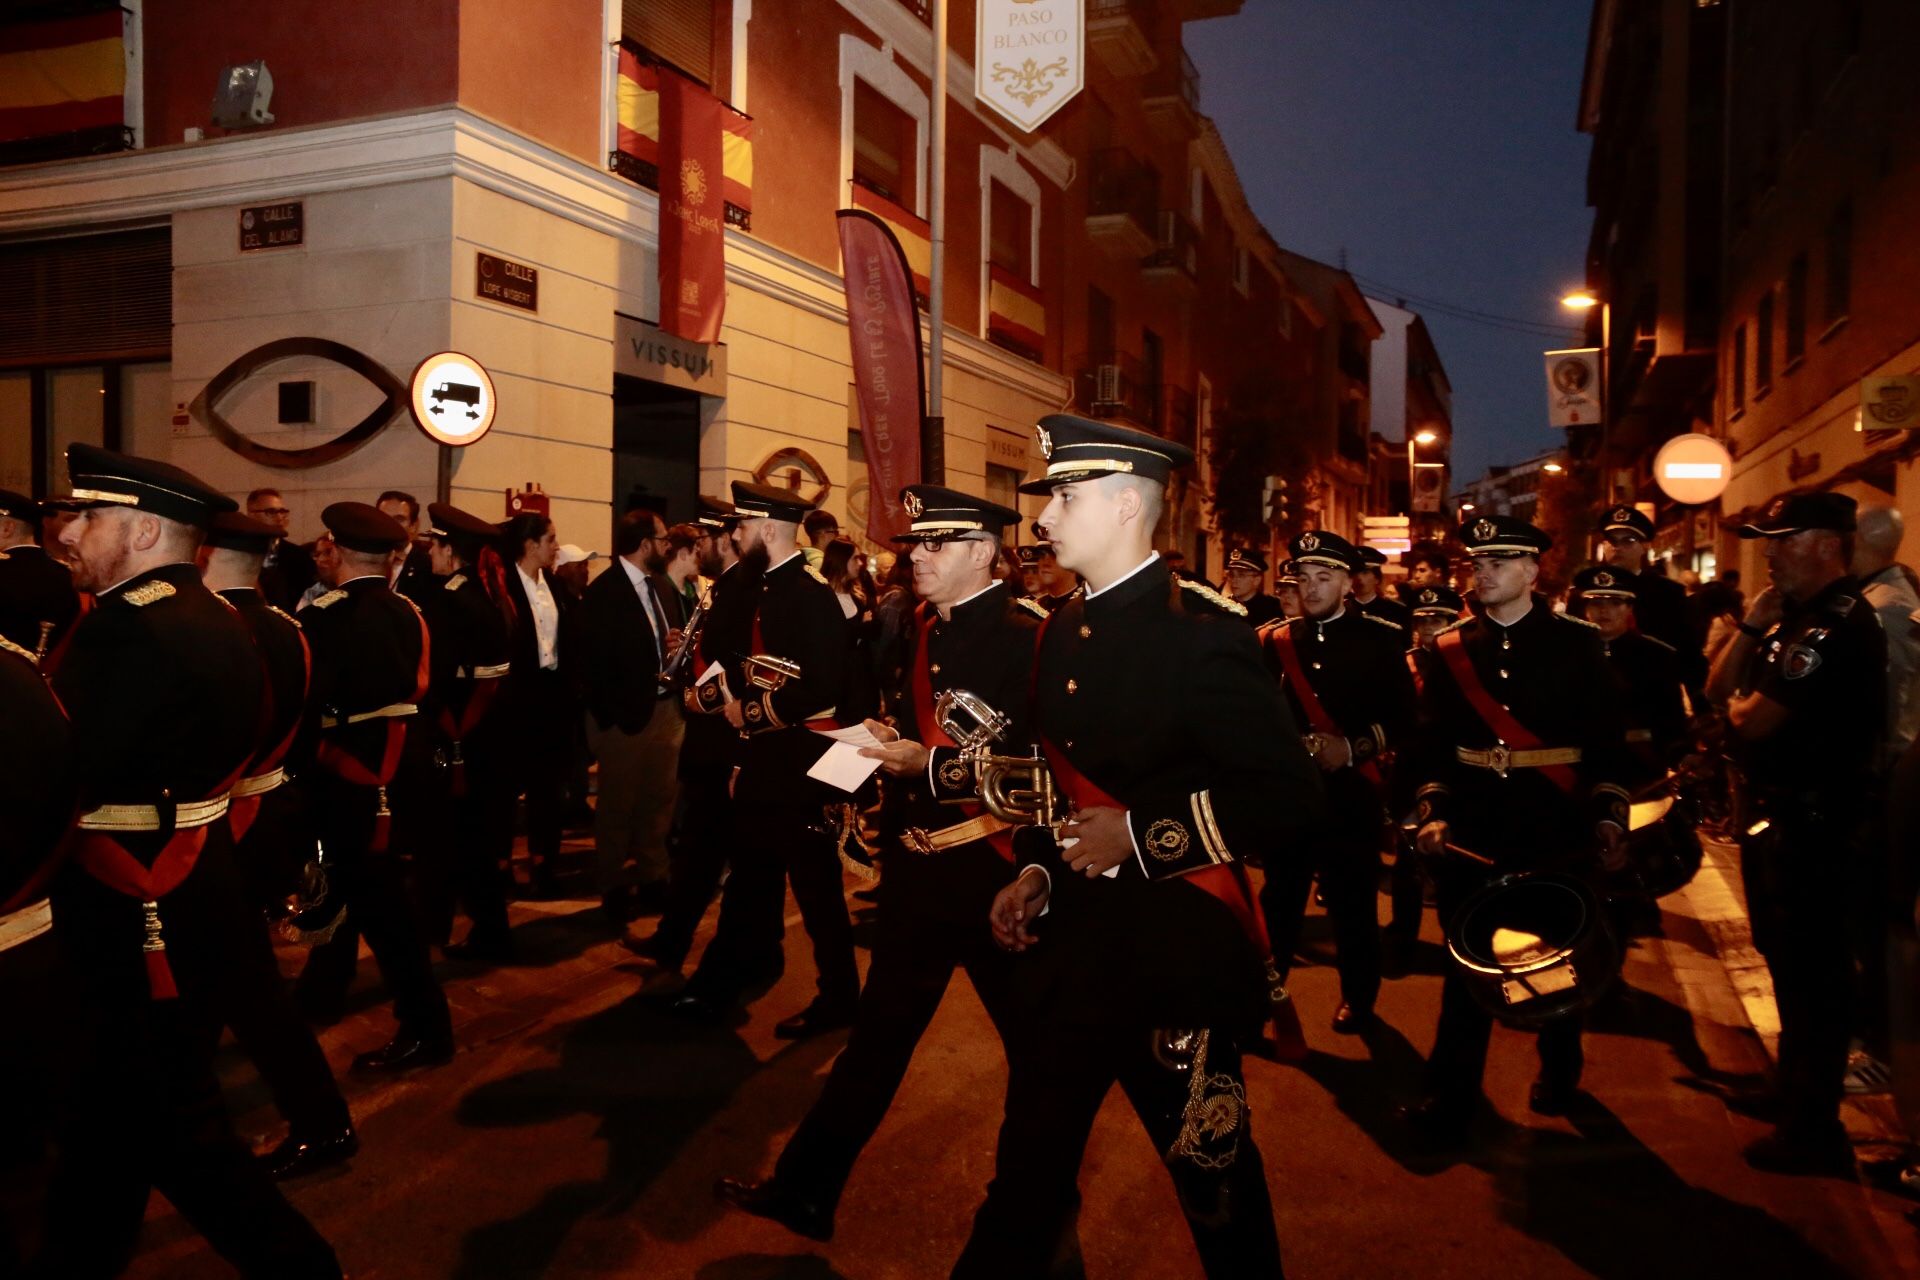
[0,899,52,953]
[455,664,510,679]
[77,794,231,832]
[231,766,288,798]
[320,702,417,728]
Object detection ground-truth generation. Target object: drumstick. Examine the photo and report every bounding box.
[1445,842,1496,866]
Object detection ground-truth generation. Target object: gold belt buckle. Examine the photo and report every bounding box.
[1487,743,1511,778]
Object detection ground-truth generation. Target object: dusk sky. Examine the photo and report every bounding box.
[1187,0,1594,483]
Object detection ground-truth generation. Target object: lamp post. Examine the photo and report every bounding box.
[1561,291,1609,503]
[1408,428,1438,542]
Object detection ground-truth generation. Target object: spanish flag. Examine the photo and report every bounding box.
[988,264,1045,353]
[848,182,931,302]
[616,49,752,217]
[0,10,125,146]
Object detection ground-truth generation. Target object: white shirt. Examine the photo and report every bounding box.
[518,564,560,671]
[1081,553,1160,601]
[619,554,669,664]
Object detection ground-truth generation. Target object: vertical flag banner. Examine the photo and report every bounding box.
[1543,348,1601,427]
[657,67,728,343]
[615,51,753,223]
[836,211,927,545]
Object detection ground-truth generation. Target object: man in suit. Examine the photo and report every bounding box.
[502,511,576,895]
[248,487,317,613]
[582,509,688,924]
[0,487,80,659]
[377,489,436,603]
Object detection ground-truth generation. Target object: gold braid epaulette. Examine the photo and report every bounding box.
[1016,596,1050,618]
[1360,612,1405,632]
[1178,577,1247,617]
[0,634,38,665]
[1555,612,1600,630]
[267,603,302,630]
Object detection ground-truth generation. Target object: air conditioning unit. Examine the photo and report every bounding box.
[1094,364,1124,405]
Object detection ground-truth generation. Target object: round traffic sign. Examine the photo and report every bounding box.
[409,351,496,447]
[1652,433,1733,505]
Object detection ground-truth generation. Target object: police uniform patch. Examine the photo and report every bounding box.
[309,588,347,610]
[1145,818,1190,862]
[122,580,177,607]
[1782,642,1822,679]
[444,573,468,592]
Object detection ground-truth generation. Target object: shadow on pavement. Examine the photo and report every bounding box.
[694,1253,850,1280]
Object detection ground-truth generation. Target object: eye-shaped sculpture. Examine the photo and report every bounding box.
[190,337,408,469]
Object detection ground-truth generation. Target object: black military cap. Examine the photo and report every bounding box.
[0,488,40,525]
[1287,529,1361,572]
[1014,545,1041,567]
[1457,513,1551,559]
[893,484,1021,543]
[1572,565,1637,600]
[1017,413,1194,495]
[1225,546,1268,574]
[426,501,500,556]
[321,501,409,553]
[205,510,279,554]
[1406,584,1464,616]
[731,480,815,523]
[1735,490,1858,539]
[56,443,236,528]
[1353,546,1389,571]
[1599,504,1654,540]
[694,493,739,529]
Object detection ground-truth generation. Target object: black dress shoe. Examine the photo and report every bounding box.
[1396,1095,1472,1147]
[1528,1080,1580,1117]
[260,1126,360,1180]
[351,1032,454,1074]
[715,1175,834,1242]
[1331,1002,1375,1034]
[774,1001,857,1040]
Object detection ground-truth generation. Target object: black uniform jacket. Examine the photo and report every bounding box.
[0,543,80,658]
[680,559,761,776]
[580,560,675,734]
[1020,559,1326,1032]
[1260,607,1416,790]
[418,569,511,748]
[51,563,264,864]
[1603,628,1687,778]
[258,538,317,614]
[1411,596,1631,865]
[217,587,309,776]
[1353,591,1413,630]
[1734,575,1885,800]
[1239,592,1286,627]
[297,574,427,779]
[0,640,75,906]
[393,543,437,605]
[892,582,1043,925]
[732,551,852,800]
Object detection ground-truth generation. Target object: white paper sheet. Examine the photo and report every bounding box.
[1055,835,1120,879]
[693,661,730,701]
[813,723,882,749]
[807,741,884,792]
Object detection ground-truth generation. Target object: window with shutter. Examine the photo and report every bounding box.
[853,80,916,207]
[988,180,1031,279]
[0,227,170,366]
[623,0,715,84]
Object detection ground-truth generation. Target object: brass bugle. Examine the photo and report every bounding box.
[742,653,802,691]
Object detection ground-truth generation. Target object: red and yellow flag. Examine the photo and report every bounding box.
[848,183,931,301]
[987,264,1045,353]
[616,49,752,215]
[0,10,125,145]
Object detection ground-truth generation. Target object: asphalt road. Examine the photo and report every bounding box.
[64,840,1920,1278]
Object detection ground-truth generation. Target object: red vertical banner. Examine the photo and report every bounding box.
[657,67,727,343]
[836,211,927,546]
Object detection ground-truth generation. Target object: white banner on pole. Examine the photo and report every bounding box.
[1543,348,1601,427]
[975,0,1084,132]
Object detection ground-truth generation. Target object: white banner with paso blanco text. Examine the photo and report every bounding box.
[975,0,1084,132]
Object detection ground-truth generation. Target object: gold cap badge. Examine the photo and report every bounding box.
[1473,519,1497,542]
[903,491,924,519]
[1036,424,1053,458]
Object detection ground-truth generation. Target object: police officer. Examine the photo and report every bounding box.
[1351,546,1413,628]
[293,502,453,1073]
[1384,583,1467,973]
[957,415,1325,1279]
[671,481,858,1035]
[413,502,517,962]
[198,511,360,1181]
[1403,513,1632,1141]
[37,444,339,1277]
[1223,545,1287,625]
[1593,503,1703,690]
[1705,491,1884,1174]
[0,487,80,660]
[1259,529,1416,1031]
[629,495,761,973]
[1572,565,1689,774]
[718,485,1045,1241]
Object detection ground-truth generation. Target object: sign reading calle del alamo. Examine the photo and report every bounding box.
[239,202,303,252]
[975,0,1084,133]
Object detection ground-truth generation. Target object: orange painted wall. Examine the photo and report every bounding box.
[457,0,604,162]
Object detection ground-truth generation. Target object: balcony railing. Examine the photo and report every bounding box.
[1088,148,1158,232]
[1087,0,1159,76]
[1143,210,1200,280]
[1145,46,1200,114]
[1075,351,1155,426]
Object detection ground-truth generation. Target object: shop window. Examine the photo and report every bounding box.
[853,80,917,207]
[624,0,714,82]
[988,179,1032,280]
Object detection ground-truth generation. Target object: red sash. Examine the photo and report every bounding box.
[314,605,431,851]
[436,676,501,797]
[229,629,312,842]
[911,603,1016,861]
[1434,626,1577,795]
[40,591,94,678]
[1265,622,1384,788]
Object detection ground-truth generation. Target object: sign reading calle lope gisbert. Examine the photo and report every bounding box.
[975,0,1084,132]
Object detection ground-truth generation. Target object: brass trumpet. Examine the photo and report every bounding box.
[901,690,1063,853]
[742,653,802,690]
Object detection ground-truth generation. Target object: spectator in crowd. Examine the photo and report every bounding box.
[871,550,918,713]
[1853,506,1920,768]
[502,511,576,896]
[1694,578,1747,667]
[823,537,880,721]
[802,509,840,570]
[248,486,316,611]
[296,533,340,611]
[554,544,597,604]
[376,489,433,601]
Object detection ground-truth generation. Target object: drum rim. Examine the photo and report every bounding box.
[1445,872,1599,978]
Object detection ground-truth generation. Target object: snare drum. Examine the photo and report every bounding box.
[1624,784,1705,899]
[1445,871,1620,1027]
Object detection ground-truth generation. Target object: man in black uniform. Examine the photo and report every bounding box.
[1384,583,1468,972]
[415,503,516,961]
[294,502,452,1073]
[957,415,1326,1279]
[671,481,857,1035]
[198,511,360,1181]
[1030,533,1080,611]
[37,444,339,1278]
[1404,514,1632,1141]
[1351,546,1413,628]
[1705,491,1884,1174]
[1594,504,1703,691]
[717,485,1043,1240]
[1223,545,1287,626]
[1572,565,1689,775]
[0,487,80,660]
[1259,529,1416,1032]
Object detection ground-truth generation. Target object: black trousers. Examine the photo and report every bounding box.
[683,793,858,1009]
[296,775,451,1040]
[1385,840,1425,946]
[512,670,574,864]
[653,765,735,968]
[1740,814,1852,1137]
[953,1021,1282,1280]
[1424,867,1583,1107]
[1261,798,1383,1013]
[413,740,514,950]
[776,883,1017,1210]
[38,853,340,1279]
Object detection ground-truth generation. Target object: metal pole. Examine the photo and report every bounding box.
[923,0,948,483]
[1599,301,1612,504]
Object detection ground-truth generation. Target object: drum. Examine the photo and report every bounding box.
[1624,783,1705,899]
[1445,871,1620,1027]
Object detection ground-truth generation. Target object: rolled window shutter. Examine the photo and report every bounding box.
[0,227,170,365]
[623,0,714,84]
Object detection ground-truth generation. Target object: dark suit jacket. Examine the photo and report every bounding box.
[503,563,574,683]
[580,560,682,733]
[258,538,317,613]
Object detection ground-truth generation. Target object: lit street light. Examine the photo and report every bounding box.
[1561,288,1612,501]
[1560,291,1600,311]
[1414,429,1439,446]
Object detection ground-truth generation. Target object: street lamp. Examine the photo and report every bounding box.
[1414,430,1439,446]
[1543,461,1565,474]
[1561,289,1611,503]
